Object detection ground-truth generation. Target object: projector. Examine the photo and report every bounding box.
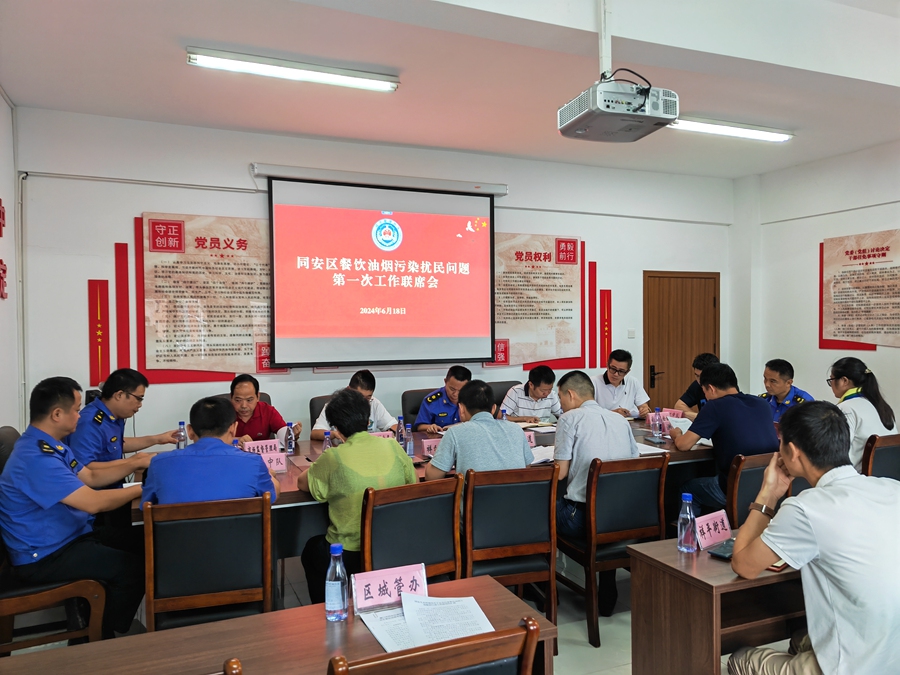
[558,81,679,142]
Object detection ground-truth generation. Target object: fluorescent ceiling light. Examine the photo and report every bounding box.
[186,47,399,93]
[669,118,792,143]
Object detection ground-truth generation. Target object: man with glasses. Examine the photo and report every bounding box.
[310,369,398,440]
[501,365,563,423]
[593,349,651,419]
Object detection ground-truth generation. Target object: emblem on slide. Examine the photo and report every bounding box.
[372,219,402,251]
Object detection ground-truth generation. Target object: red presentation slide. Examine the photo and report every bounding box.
[273,205,492,339]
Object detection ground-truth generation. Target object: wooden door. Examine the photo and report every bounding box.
[643,272,719,410]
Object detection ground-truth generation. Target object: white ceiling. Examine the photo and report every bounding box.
[0,0,898,179]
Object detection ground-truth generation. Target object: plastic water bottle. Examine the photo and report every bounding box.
[501,409,508,421]
[322,431,332,452]
[405,423,414,457]
[324,543,349,622]
[677,493,698,553]
[284,423,295,454]
[650,407,663,439]
[175,421,187,449]
[232,439,241,449]
[396,416,405,444]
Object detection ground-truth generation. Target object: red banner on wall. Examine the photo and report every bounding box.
[88,280,111,386]
[599,289,612,367]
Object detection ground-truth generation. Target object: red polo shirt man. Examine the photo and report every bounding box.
[229,374,301,444]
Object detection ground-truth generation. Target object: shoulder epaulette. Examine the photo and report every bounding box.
[93,410,105,424]
[759,393,770,399]
[793,395,807,404]
[425,392,441,403]
[39,440,55,453]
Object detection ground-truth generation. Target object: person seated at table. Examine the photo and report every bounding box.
[230,374,301,444]
[554,370,638,616]
[500,365,563,423]
[141,397,280,506]
[310,369,397,441]
[0,377,150,639]
[413,365,471,433]
[298,389,416,604]
[728,401,900,675]
[593,349,651,419]
[828,356,895,472]
[425,380,533,480]
[673,352,719,420]
[671,363,778,513]
[758,358,813,423]
[66,368,179,526]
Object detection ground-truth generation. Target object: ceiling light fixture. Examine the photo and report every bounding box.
[669,118,792,143]
[186,47,399,93]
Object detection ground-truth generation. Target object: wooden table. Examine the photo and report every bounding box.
[627,539,805,675]
[0,576,558,675]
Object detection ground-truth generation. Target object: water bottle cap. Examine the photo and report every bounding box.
[286,422,292,426]
[406,424,412,429]
[324,430,330,436]
[179,421,185,425]
[330,543,343,555]
[682,493,693,502]
[655,407,661,412]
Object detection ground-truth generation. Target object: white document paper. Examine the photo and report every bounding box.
[638,445,670,455]
[359,607,416,653]
[666,417,713,446]
[530,445,555,464]
[400,594,494,647]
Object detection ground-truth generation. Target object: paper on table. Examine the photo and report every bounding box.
[666,417,713,446]
[533,425,556,433]
[400,594,494,648]
[359,607,416,653]
[638,446,670,455]
[530,445,555,464]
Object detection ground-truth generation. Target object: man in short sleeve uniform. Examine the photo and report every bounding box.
[759,359,814,423]
[553,371,639,616]
[414,365,471,433]
[0,377,152,639]
[141,397,279,507]
[729,401,900,675]
[426,380,533,480]
[671,363,779,513]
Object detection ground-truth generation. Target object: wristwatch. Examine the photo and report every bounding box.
[748,502,776,519]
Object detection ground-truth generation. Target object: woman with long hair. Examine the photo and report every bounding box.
[828,357,896,471]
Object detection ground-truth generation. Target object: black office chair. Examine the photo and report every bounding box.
[487,381,522,418]
[215,391,272,405]
[143,495,272,631]
[726,453,787,528]
[328,617,540,675]
[309,395,331,431]
[0,426,106,654]
[463,465,558,629]
[401,388,434,426]
[361,475,463,580]
[556,454,669,648]
[861,433,900,480]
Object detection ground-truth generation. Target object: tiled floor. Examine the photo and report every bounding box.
[12,557,789,675]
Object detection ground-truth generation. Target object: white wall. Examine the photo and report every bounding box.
[757,140,900,408]
[0,95,21,428]
[14,107,734,437]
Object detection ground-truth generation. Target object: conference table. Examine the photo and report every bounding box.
[0,576,558,675]
[628,538,805,675]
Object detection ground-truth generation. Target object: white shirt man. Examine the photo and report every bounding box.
[501,365,563,423]
[593,351,650,418]
[729,401,900,675]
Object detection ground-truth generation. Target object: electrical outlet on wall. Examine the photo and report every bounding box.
[627,329,636,339]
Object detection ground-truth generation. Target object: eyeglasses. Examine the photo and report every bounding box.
[825,378,835,387]
[125,392,145,403]
[608,366,630,376]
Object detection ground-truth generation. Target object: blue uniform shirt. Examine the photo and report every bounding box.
[414,387,461,428]
[0,426,94,566]
[141,437,276,507]
[759,385,814,423]
[67,398,126,466]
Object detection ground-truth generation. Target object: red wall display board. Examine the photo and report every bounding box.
[87,280,111,386]
[819,241,877,351]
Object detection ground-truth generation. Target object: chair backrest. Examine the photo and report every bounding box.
[401,388,435,425]
[862,433,900,480]
[726,453,778,528]
[309,395,331,430]
[587,454,669,547]
[463,465,558,573]
[488,381,522,418]
[0,427,20,475]
[361,475,463,579]
[215,391,273,405]
[327,617,540,675]
[143,495,272,631]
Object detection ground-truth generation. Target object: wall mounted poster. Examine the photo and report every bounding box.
[141,212,272,373]
[494,233,582,366]
[822,228,900,348]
